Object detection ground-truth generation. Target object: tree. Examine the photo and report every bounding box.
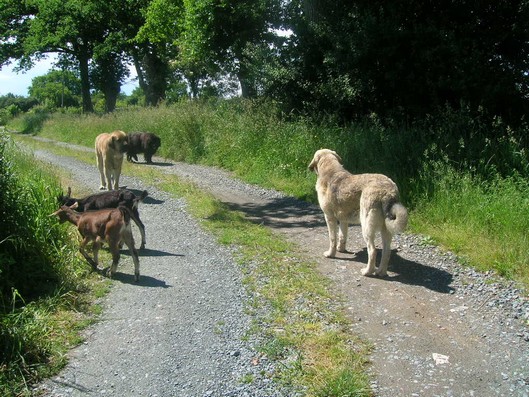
[90,28,131,113]
[275,0,529,123]
[0,0,111,112]
[0,0,142,112]
[28,70,81,108]
[139,0,281,98]
[180,0,281,98]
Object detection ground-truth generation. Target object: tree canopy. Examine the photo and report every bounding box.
[1,0,528,123]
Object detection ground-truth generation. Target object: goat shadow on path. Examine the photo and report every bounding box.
[111,271,172,288]
[48,379,92,395]
[120,187,165,205]
[350,249,455,293]
[138,248,184,258]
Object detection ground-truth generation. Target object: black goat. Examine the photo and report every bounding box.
[58,187,148,249]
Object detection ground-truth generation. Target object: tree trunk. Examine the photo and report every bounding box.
[143,51,167,105]
[238,59,257,98]
[104,88,119,112]
[77,50,93,113]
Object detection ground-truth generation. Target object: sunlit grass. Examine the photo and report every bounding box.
[410,163,529,287]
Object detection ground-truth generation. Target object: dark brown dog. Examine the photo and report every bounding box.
[126,132,161,164]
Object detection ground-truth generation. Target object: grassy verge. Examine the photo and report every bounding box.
[0,133,111,396]
[13,134,372,396]
[411,162,529,283]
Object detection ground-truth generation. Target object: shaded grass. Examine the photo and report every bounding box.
[14,134,372,396]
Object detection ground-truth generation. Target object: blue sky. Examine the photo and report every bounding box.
[0,55,138,97]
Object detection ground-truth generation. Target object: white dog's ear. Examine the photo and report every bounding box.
[332,150,343,164]
[308,155,319,173]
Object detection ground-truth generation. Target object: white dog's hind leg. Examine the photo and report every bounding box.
[97,154,107,190]
[337,221,348,252]
[361,222,377,276]
[376,228,392,277]
[324,214,338,257]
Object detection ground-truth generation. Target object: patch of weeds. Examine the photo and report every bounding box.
[240,373,255,384]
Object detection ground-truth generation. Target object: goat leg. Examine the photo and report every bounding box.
[122,230,140,282]
[79,247,98,271]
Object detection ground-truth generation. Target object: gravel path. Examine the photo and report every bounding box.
[32,148,291,397]
[31,138,529,397]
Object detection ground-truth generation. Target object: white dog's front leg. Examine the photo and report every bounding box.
[324,215,338,257]
[97,156,107,190]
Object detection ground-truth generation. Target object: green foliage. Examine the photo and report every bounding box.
[3,0,529,123]
[0,132,89,395]
[412,162,529,282]
[277,0,529,123]
[13,107,50,134]
[28,69,82,109]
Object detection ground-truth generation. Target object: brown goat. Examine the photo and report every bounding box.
[51,202,141,281]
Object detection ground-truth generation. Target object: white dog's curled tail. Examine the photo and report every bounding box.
[384,202,408,235]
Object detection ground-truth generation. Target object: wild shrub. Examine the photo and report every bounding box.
[0,132,87,395]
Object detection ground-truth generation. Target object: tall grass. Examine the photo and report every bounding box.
[0,132,91,396]
[10,99,529,290]
[412,162,529,281]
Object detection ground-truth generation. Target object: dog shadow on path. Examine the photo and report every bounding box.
[352,249,455,294]
[226,197,326,229]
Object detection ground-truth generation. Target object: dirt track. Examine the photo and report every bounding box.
[34,138,529,396]
[155,151,529,396]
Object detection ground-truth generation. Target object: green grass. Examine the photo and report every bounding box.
[411,162,529,284]
[0,133,108,396]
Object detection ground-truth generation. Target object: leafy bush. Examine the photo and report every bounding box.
[0,132,88,395]
[14,107,50,134]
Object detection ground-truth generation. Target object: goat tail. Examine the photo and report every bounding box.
[384,201,408,235]
[118,206,133,225]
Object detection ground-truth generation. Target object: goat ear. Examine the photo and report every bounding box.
[67,186,71,197]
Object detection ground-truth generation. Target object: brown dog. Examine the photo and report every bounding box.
[95,130,128,190]
[309,149,408,277]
